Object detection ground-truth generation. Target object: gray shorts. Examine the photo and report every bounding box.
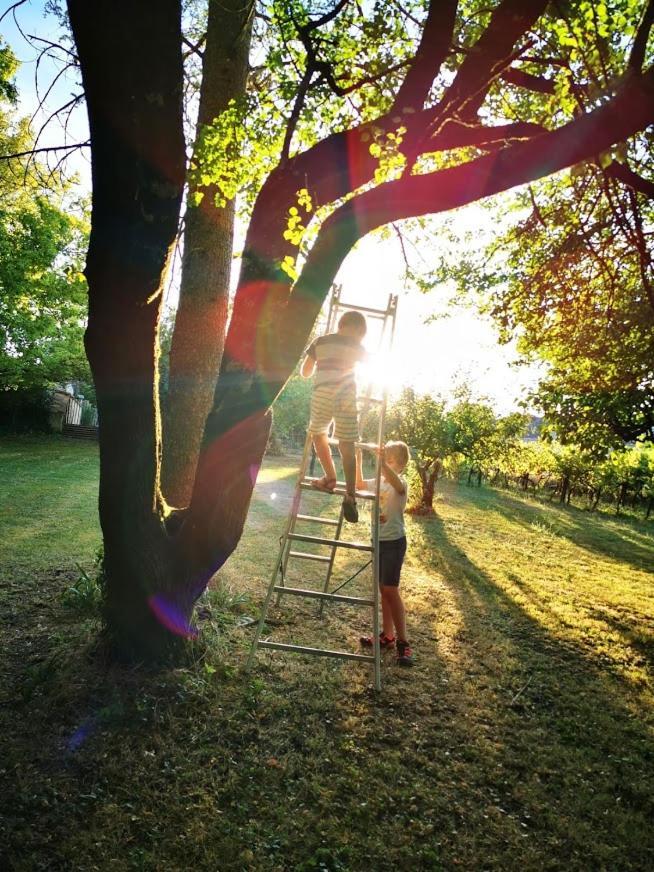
[379,536,407,587]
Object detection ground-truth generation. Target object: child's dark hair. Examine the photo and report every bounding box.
[338,310,367,334]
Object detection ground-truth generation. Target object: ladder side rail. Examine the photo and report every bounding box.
[278,431,314,600]
[247,432,313,668]
[326,283,341,333]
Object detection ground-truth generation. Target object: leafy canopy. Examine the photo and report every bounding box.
[0,41,90,395]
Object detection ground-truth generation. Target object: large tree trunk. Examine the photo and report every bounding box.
[69,0,187,658]
[162,0,254,507]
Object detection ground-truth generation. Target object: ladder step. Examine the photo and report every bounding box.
[301,478,376,500]
[288,550,331,563]
[296,514,340,527]
[258,640,375,662]
[333,301,390,318]
[273,585,374,606]
[288,533,372,552]
[326,438,381,448]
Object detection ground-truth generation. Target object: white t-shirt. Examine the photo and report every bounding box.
[364,475,407,541]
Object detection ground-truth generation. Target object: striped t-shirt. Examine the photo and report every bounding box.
[305,333,367,387]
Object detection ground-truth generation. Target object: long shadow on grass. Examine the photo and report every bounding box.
[465,484,654,574]
[409,509,654,866]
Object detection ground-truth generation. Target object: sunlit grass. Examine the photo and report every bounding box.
[0,435,101,577]
[2,438,653,870]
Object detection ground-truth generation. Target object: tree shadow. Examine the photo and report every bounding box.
[404,510,654,866]
[465,485,654,574]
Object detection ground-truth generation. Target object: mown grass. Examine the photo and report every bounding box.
[1,437,653,871]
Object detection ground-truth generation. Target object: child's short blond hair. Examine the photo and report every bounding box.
[385,440,410,469]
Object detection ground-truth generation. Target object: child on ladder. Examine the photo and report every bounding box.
[358,441,414,667]
[301,310,368,523]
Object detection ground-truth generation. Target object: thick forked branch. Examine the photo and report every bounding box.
[391,0,458,112]
[289,67,654,333]
[422,0,549,128]
[241,0,548,270]
[629,0,654,72]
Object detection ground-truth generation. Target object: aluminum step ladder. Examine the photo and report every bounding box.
[246,287,398,690]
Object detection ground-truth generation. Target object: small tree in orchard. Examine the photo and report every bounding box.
[447,398,528,486]
[601,444,654,515]
[65,0,654,659]
[387,389,456,512]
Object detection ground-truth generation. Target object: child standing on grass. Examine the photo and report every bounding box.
[301,311,368,523]
[358,440,414,667]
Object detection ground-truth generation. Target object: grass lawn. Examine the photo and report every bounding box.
[1,436,653,871]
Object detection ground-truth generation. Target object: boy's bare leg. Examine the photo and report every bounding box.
[381,587,408,641]
[338,439,356,496]
[312,433,337,482]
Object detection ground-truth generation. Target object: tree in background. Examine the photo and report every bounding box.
[386,389,455,511]
[447,396,528,485]
[65,0,654,659]
[436,1,654,450]
[386,388,528,509]
[0,40,90,425]
[270,372,311,447]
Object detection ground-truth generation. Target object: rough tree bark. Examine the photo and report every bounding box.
[162,0,254,506]
[68,0,186,656]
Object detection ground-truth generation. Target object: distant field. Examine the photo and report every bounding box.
[1,436,653,871]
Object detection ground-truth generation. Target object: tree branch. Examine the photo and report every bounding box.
[629,0,654,72]
[300,0,349,34]
[0,142,90,162]
[403,0,549,160]
[500,66,555,94]
[26,33,79,62]
[434,0,548,118]
[0,0,27,25]
[605,160,654,199]
[182,34,205,59]
[391,0,458,112]
[290,66,654,328]
[315,58,410,97]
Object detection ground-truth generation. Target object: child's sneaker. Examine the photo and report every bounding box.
[396,640,414,667]
[360,632,395,648]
